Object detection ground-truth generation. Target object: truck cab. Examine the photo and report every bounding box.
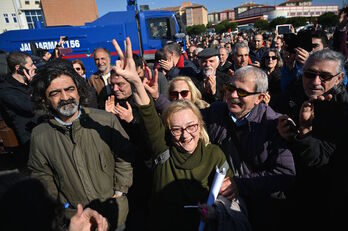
[0,0,186,76]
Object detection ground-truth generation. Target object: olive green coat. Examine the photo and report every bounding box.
[138,100,232,231]
[28,107,133,225]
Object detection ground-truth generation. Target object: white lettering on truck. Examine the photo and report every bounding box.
[20,40,81,51]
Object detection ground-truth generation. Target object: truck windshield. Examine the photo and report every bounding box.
[147,18,170,39]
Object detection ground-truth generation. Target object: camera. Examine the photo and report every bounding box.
[63,36,68,41]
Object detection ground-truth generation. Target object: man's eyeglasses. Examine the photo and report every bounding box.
[74,67,81,71]
[170,124,199,137]
[224,84,261,97]
[265,56,277,60]
[169,90,190,100]
[303,70,341,82]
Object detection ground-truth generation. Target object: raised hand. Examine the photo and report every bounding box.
[143,67,159,100]
[105,95,116,114]
[112,37,141,85]
[159,59,174,71]
[115,102,133,123]
[112,37,150,105]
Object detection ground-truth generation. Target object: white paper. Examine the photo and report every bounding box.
[198,166,227,231]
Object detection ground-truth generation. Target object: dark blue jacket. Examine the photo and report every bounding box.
[202,102,295,230]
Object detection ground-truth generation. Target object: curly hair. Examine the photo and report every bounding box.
[30,58,89,117]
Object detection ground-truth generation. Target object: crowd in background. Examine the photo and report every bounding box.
[0,7,348,231]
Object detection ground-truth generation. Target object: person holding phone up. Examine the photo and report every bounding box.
[277,49,348,231]
[0,52,37,169]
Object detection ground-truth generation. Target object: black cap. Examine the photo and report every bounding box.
[197,48,219,59]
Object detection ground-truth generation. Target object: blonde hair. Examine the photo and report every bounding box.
[168,76,209,109]
[162,100,210,146]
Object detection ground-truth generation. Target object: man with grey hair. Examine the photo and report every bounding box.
[277,49,348,230]
[159,42,199,81]
[197,47,230,102]
[217,47,233,75]
[202,66,295,231]
[232,42,250,71]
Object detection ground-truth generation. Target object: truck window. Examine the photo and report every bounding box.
[147,18,170,39]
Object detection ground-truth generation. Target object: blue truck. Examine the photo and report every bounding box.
[0,0,186,76]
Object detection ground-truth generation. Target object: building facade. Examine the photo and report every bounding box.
[0,0,43,33]
[0,0,98,34]
[160,1,208,26]
[208,9,235,25]
[41,0,98,26]
[267,5,338,20]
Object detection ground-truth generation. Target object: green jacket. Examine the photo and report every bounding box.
[138,100,232,231]
[28,107,133,225]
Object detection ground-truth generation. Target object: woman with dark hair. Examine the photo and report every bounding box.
[72,59,87,79]
[261,48,283,101]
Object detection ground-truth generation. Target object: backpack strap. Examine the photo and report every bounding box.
[219,160,230,172]
[153,149,170,166]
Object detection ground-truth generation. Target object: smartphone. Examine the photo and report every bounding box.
[17,65,29,75]
[63,36,68,41]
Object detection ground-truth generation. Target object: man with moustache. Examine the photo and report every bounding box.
[28,59,133,231]
[88,47,113,109]
[201,66,295,231]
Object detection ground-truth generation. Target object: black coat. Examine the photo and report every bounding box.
[0,74,36,148]
[287,83,348,230]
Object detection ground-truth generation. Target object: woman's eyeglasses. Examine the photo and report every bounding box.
[169,90,190,100]
[265,56,277,60]
[170,124,199,137]
[224,84,261,97]
[303,70,341,82]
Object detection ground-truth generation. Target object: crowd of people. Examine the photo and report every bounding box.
[0,7,348,231]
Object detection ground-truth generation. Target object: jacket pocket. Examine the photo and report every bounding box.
[99,152,114,177]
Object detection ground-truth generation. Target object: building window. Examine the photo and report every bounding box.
[12,13,17,23]
[35,1,40,4]
[24,10,44,29]
[25,1,30,4]
[3,14,9,23]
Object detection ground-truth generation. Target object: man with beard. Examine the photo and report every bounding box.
[28,59,133,231]
[201,66,295,231]
[88,47,113,109]
[197,47,230,103]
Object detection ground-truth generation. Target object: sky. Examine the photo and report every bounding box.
[97,0,344,17]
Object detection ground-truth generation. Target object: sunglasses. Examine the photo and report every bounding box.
[224,84,261,97]
[265,56,277,60]
[303,70,341,82]
[170,124,199,137]
[169,90,190,100]
[74,67,81,71]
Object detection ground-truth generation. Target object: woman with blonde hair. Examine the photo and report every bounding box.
[109,37,254,231]
[168,76,209,109]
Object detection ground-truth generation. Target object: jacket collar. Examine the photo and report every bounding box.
[176,54,186,68]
